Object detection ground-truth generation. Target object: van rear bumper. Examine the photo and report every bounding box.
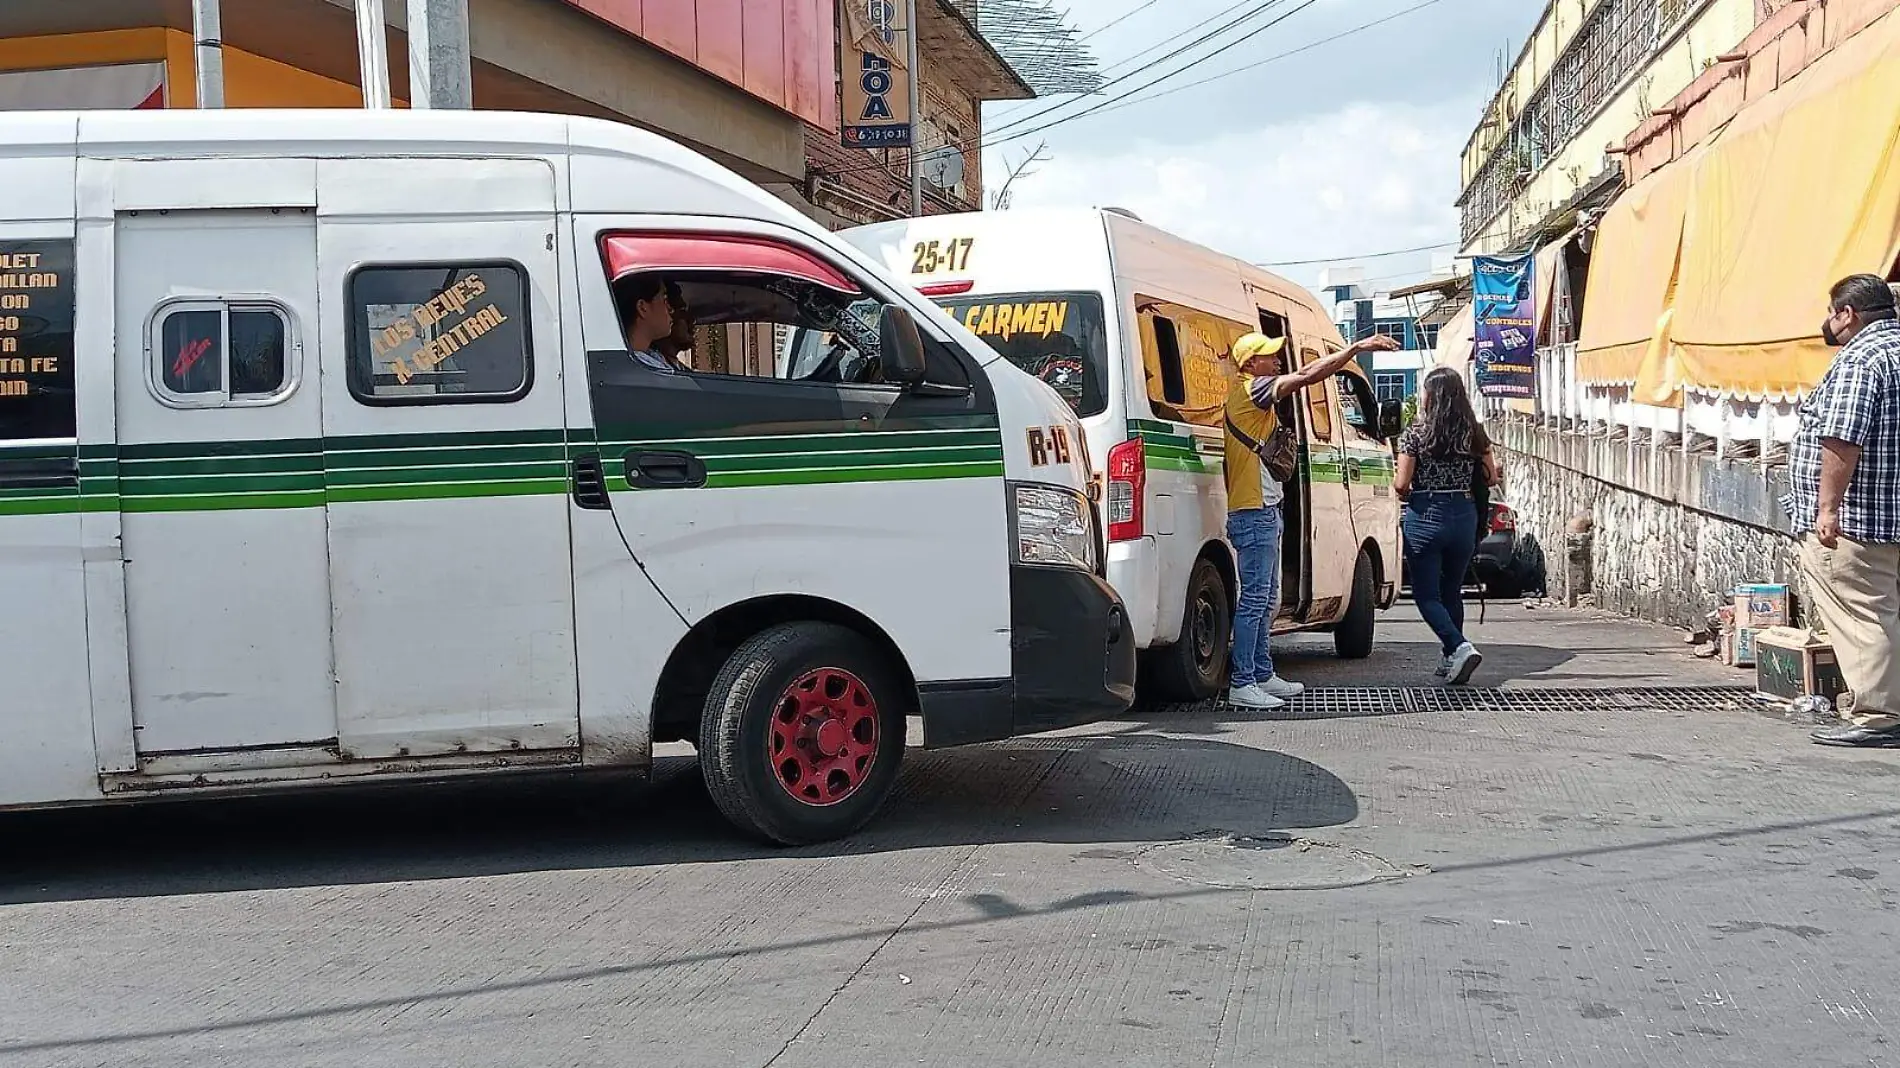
[916,565,1137,748]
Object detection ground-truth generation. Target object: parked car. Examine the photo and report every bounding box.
[1399,497,1542,599]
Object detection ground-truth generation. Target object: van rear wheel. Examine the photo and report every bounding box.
[1142,557,1231,702]
[1334,550,1377,660]
[699,622,906,845]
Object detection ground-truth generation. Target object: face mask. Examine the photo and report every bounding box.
[1822,315,1843,347]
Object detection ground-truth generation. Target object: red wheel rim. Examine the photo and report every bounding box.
[768,667,880,807]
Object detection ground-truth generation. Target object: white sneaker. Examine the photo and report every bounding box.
[1259,675,1306,700]
[1447,642,1483,685]
[1227,684,1286,710]
[1434,656,1451,678]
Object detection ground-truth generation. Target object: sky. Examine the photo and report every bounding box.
[979,0,1545,296]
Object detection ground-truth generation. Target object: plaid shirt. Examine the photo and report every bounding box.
[1783,319,1900,543]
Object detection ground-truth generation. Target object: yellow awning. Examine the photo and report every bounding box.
[1670,9,1900,399]
[1576,147,1701,388]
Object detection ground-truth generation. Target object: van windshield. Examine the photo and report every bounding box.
[934,291,1108,417]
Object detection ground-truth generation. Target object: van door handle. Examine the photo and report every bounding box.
[624,450,707,490]
[0,453,79,490]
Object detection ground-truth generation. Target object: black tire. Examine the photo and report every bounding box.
[699,622,906,846]
[1141,557,1231,702]
[1333,550,1377,660]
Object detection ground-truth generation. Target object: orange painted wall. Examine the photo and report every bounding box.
[0,29,407,108]
[0,28,168,72]
[162,29,410,108]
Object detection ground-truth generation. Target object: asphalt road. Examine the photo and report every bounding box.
[3,605,1894,1067]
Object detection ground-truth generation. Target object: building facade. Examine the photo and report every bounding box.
[1320,267,1453,406]
[798,0,1033,228]
[0,0,837,190]
[1453,0,1900,629]
[1456,0,1759,257]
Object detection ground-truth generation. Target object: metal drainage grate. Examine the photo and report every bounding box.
[1202,686,1762,720]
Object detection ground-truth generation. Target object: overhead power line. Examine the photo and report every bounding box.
[986,0,1321,145]
[986,0,1295,141]
[1080,0,1164,42]
[830,0,1310,182]
[1083,0,1453,120]
[1257,240,1457,267]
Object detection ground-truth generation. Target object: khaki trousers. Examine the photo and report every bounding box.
[1799,534,1900,728]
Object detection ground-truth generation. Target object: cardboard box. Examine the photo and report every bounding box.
[1733,626,1761,668]
[1734,584,1792,629]
[1755,627,1850,704]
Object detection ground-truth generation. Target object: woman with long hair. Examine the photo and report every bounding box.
[1394,366,1501,684]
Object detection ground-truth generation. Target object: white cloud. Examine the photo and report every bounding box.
[985,97,1481,290]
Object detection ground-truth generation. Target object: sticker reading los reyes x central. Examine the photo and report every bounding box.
[369,272,511,385]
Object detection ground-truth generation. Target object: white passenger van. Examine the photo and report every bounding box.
[843,209,1403,701]
[0,110,1134,845]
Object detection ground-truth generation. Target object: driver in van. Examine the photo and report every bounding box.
[619,276,686,373]
[1225,330,1400,712]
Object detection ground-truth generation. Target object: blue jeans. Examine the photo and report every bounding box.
[1404,494,1478,656]
[1228,507,1285,688]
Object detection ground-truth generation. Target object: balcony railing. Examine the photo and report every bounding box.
[1475,342,1801,465]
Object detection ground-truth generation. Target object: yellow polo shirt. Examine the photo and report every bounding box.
[1223,373,1284,512]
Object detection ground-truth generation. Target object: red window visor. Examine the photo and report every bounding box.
[601,233,862,295]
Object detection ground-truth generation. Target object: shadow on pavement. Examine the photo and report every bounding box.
[0,734,1357,905]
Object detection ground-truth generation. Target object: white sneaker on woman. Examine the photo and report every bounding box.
[1259,674,1306,700]
[1228,684,1286,710]
[1447,642,1483,685]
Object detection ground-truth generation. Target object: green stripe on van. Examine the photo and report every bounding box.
[2,424,1005,515]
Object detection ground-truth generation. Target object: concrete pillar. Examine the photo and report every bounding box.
[408,0,473,109]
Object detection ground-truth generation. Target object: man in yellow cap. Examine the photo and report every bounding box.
[1225,330,1399,710]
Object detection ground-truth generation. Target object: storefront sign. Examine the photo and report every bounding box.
[840,0,912,148]
[1471,253,1536,398]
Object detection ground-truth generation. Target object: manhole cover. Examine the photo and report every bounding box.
[1137,833,1428,891]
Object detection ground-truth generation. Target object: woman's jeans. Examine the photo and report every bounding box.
[1228,506,1284,688]
[1403,493,1478,657]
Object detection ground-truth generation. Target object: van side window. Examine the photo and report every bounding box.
[1150,316,1187,406]
[0,238,76,440]
[1301,347,1334,441]
[1135,296,1248,426]
[347,262,530,404]
[150,300,293,406]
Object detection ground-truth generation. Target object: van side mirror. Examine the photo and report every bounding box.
[1378,399,1404,440]
[878,304,928,386]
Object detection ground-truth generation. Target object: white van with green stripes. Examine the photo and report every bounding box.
[0,110,1133,845]
[843,209,1404,701]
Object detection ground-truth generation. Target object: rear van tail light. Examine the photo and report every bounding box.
[1105,438,1145,542]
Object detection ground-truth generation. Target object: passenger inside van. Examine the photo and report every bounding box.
[655,284,698,368]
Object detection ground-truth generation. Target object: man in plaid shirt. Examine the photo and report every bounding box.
[1785,275,1900,747]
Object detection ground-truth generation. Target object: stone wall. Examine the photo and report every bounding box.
[1496,420,1806,631]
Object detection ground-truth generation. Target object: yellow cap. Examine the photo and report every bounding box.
[1232,333,1286,362]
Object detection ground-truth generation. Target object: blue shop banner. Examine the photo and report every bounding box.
[1471,254,1536,398]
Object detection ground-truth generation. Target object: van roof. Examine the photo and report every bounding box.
[851,205,1318,315]
[0,107,809,228]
